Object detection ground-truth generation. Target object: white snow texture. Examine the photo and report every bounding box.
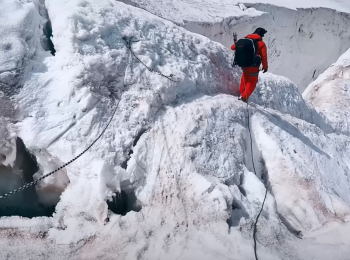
[1,0,350,260]
[117,0,350,92]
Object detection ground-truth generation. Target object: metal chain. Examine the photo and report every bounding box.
[123,36,180,83]
[0,36,181,200]
[0,98,121,200]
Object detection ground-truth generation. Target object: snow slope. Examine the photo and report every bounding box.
[122,0,260,24]
[1,0,350,260]
[240,0,350,13]
[117,0,350,24]
[304,48,350,135]
[117,0,350,92]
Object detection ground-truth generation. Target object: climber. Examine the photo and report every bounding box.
[231,28,268,103]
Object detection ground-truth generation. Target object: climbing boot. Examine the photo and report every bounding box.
[238,95,248,103]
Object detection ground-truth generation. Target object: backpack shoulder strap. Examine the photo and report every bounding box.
[252,39,259,54]
[245,37,258,55]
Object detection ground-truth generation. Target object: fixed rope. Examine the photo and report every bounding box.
[0,98,121,200]
[243,75,268,260]
[123,36,180,83]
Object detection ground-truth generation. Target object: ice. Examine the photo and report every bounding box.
[1,0,350,259]
[238,0,350,12]
[0,0,44,90]
[118,0,350,92]
[304,48,350,135]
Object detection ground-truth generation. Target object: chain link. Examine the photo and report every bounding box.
[0,98,121,200]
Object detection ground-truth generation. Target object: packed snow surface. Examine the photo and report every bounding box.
[1,0,350,260]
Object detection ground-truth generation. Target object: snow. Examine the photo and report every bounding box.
[0,0,48,166]
[117,0,350,24]
[304,48,350,135]
[0,0,44,90]
[118,0,350,92]
[240,0,350,13]
[118,0,262,24]
[1,0,350,259]
[33,149,70,207]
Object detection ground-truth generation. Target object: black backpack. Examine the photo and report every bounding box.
[233,38,261,68]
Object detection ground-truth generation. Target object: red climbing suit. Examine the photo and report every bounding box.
[231,34,268,100]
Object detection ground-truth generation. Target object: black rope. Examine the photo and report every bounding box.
[242,72,268,260]
[0,98,121,200]
[123,37,180,83]
[253,188,268,260]
[246,104,268,260]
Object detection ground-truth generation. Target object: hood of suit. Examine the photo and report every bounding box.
[246,34,262,41]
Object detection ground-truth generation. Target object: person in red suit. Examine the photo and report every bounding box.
[231,28,268,102]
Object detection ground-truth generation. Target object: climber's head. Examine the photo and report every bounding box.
[254,27,267,37]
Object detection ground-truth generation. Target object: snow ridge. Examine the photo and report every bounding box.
[118,0,350,92]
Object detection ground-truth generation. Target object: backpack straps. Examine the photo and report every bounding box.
[245,38,256,55]
[245,37,260,55]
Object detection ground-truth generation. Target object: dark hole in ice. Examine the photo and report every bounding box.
[238,185,247,197]
[227,198,249,228]
[43,19,56,56]
[133,129,147,147]
[120,159,128,170]
[107,188,142,216]
[120,128,147,170]
[0,138,56,218]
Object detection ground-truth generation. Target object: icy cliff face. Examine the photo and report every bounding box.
[304,48,350,135]
[117,0,350,92]
[1,0,350,260]
[0,0,45,92]
[0,0,50,165]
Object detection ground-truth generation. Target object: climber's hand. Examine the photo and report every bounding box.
[233,33,238,43]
